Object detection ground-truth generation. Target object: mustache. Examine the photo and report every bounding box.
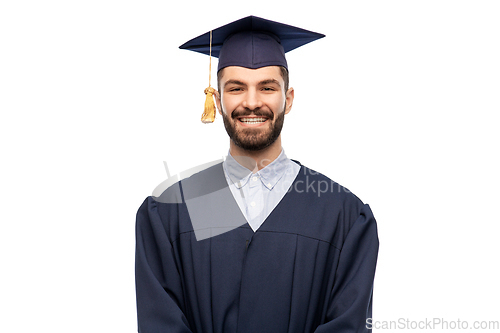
[231,108,274,119]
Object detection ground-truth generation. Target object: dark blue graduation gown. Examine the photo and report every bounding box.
[135,162,378,333]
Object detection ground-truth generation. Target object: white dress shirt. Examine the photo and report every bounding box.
[223,149,300,231]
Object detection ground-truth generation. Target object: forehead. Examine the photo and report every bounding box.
[220,66,283,85]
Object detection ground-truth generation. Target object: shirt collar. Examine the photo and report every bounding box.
[223,153,253,189]
[223,149,291,190]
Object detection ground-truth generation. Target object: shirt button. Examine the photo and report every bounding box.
[250,201,256,207]
[252,176,258,182]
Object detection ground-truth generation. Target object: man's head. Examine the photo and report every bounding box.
[179,15,324,150]
[215,65,294,152]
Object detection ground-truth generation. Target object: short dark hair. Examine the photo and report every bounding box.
[217,66,289,92]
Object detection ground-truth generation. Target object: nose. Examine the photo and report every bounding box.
[241,89,262,110]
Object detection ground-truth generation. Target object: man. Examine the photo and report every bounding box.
[135,16,379,333]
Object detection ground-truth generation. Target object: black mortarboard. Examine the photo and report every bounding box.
[179,15,325,72]
[179,16,325,123]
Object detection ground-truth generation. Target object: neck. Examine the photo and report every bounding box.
[229,136,282,172]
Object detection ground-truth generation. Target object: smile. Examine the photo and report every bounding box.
[238,117,268,124]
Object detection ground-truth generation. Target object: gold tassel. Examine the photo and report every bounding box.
[202,30,215,123]
[201,87,216,123]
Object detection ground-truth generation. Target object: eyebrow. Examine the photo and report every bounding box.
[224,80,246,88]
[223,79,281,88]
[258,79,281,87]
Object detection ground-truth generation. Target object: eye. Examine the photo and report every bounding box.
[226,86,243,92]
[262,87,276,91]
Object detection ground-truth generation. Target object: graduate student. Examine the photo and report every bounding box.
[135,16,379,333]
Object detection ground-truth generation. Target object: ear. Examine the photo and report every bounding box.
[284,87,294,115]
[214,90,223,115]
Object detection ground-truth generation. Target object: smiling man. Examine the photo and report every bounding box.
[135,16,379,333]
[217,65,292,167]
[219,66,290,150]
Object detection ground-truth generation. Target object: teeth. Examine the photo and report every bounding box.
[240,117,267,123]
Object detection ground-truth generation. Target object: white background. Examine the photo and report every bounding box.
[1,1,499,332]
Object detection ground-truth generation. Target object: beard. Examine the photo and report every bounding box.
[221,105,286,151]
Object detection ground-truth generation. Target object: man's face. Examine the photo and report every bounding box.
[215,66,294,151]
